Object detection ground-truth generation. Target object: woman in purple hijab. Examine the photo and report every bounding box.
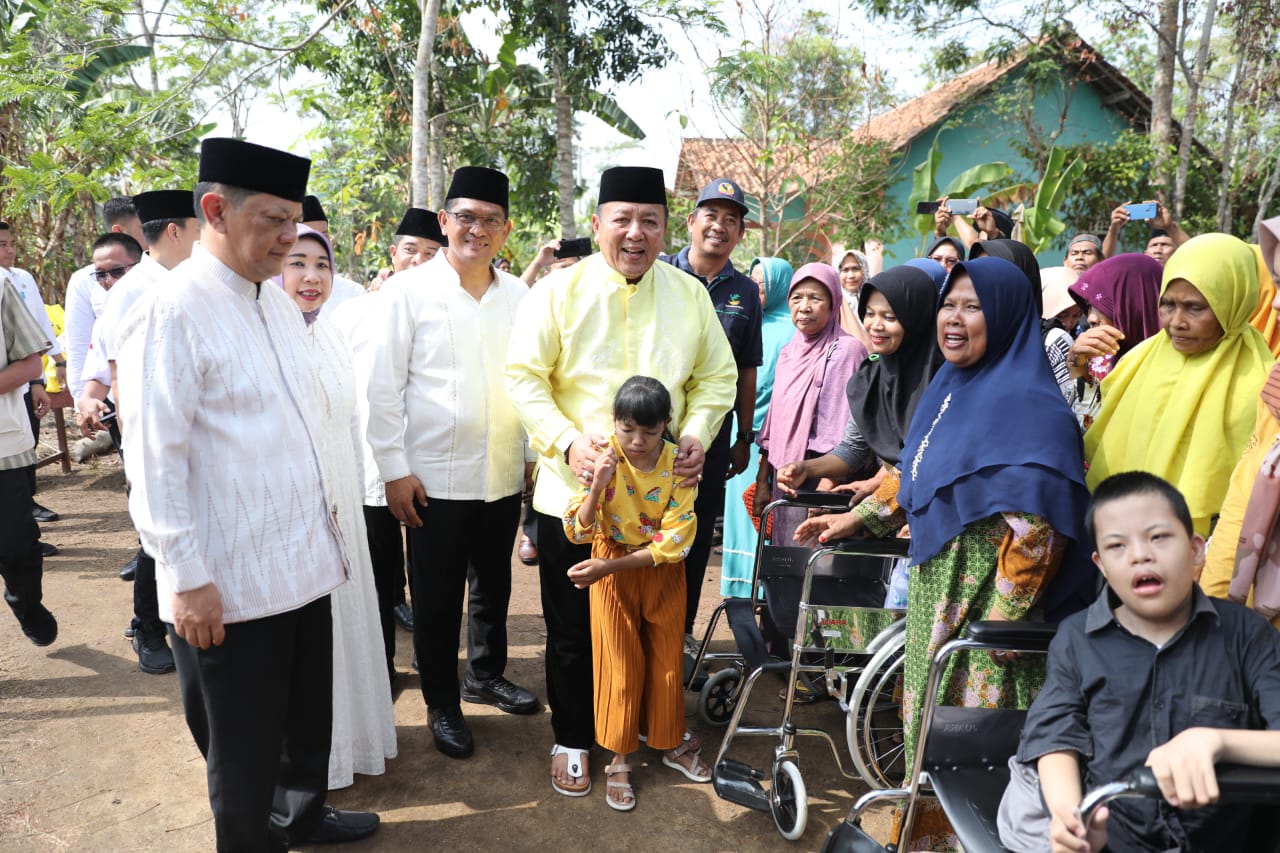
[1064,253,1163,430]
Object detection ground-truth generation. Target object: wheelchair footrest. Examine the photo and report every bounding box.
[820,820,892,853]
[713,758,769,812]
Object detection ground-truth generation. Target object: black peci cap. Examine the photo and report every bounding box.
[395,208,447,246]
[132,189,195,224]
[445,166,509,216]
[302,195,327,222]
[597,166,666,207]
[197,138,310,203]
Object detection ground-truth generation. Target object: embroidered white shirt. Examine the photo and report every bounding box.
[116,243,349,624]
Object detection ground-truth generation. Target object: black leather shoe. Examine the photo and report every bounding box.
[19,604,57,647]
[393,602,414,632]
[32,503,60,523]
[429,706,474,758]
[462,674,541,715]
[302,806,380,844]
[39,541,59,558]
[119,554,139,581]
[133,626,176,674]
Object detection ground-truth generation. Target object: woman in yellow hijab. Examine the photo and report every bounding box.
[1202,216,1280,627]
[1085,233,1275,535]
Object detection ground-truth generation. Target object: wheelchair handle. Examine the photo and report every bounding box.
[1079,765,1280,824]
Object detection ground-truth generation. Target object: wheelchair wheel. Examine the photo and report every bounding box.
[770,757,808,841]
[847,628,907,789]
[698,667,741,728]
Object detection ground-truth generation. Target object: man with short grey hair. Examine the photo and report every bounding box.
[117,138,378,850]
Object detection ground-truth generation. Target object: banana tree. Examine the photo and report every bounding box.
[908,129,1015,254]
[1011,146,1086,253]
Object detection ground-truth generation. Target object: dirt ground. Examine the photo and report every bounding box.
[1,445,893,852]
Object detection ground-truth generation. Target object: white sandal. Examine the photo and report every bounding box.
[549,744,591,797]
[639,730,702,754]
[605,762,636,811]
[662,740,712,782]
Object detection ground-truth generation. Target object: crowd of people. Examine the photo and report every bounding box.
[2,137,1280,852]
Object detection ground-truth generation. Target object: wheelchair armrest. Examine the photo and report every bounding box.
[821,537,911,560]
[785,489,855,509]
[962,620,1057,650]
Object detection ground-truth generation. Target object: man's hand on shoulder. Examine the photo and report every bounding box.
[674,435,705,488]
[173,583,225,649]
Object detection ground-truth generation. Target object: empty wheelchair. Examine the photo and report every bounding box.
[699,493,911,840]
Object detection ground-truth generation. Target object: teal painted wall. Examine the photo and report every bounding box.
[879,64,1134,269]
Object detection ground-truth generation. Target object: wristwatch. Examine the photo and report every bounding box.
[736,429,755,445]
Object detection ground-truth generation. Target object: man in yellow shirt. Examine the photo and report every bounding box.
[506,165,737,798]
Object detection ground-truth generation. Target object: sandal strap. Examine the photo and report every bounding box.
[604,763,632,775]
[667,740,696,760]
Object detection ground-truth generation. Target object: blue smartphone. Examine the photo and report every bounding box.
[1124,202,1158,221]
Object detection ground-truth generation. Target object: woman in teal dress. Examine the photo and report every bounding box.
[720,257,793,597]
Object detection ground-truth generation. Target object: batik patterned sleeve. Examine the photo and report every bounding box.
[993,512,1066,620]
[563,487,595,545]
[649,481,697,565]
[853,467,907,538]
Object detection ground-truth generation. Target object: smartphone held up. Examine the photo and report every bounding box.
[917,198,978,216]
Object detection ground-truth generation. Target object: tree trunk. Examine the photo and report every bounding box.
[1149,0,1179,194]
[553,55,576,238]
[411,0,441,207]
[1171,0,1216,220]
[1253,151,1280,243]
[1215,51,1250,230]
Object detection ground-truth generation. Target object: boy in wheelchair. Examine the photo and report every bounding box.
[998,472,1280,852]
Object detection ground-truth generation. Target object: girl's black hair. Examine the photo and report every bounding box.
[612,375,672,430]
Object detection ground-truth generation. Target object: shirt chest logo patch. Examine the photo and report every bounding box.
[727,292,742,307]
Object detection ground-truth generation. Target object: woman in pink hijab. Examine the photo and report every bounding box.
[752,263,868,531]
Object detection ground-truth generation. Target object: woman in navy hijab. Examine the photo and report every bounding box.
[825,256,1092,849]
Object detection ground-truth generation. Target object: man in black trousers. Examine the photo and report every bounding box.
[116,138,378,852]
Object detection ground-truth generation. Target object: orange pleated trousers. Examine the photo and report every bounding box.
[589,533,686,754]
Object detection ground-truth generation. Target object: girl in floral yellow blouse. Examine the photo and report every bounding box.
[563,376,710,811]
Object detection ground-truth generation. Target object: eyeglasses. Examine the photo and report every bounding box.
[91,262,139,283]
[444,210,506,232]
[928,254,959,268]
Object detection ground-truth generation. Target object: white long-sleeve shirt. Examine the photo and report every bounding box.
[81,255,167,387]
[1,267,61,359]
[366,251,527,502]
[64,264,104,398]
[116,243,348,624]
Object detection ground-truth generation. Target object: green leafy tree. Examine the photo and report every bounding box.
[700,2,901,258]
[501,0,723,236]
